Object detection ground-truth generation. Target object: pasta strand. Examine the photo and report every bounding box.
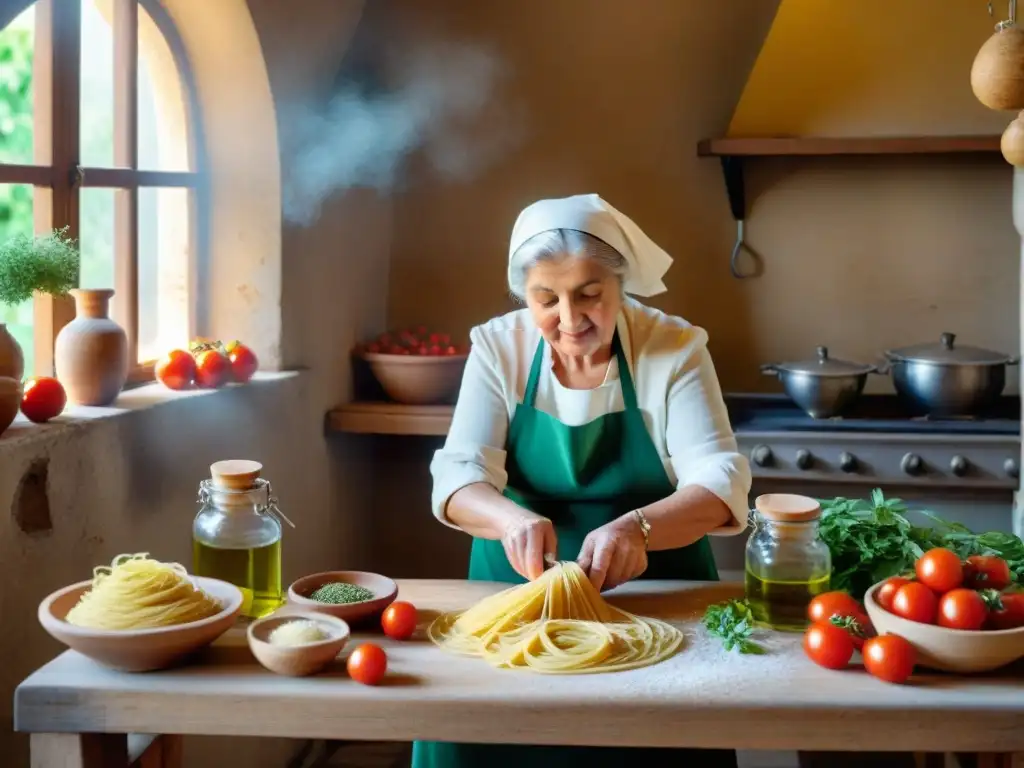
[65,553,223,630]
[428,561,683,674]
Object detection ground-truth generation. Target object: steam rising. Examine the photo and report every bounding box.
[280,42,522,227]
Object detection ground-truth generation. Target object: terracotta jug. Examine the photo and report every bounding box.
[0,323,25,380]
[55,289,129,406]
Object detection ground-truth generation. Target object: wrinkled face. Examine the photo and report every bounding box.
[525,255,622,358]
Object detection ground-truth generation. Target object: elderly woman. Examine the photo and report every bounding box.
[411,193,752,768]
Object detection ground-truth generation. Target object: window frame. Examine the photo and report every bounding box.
[0,0,206,382]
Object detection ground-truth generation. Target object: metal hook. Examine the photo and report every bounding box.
[729,219,758,279]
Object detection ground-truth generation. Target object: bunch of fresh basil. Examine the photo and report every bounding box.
[818,488,1024,600]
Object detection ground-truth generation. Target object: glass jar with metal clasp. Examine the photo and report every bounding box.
[744,493,831,632]
[192,459,295,620]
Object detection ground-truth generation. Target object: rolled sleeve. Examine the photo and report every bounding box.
[665,343,752,535]
[429,329,510,528]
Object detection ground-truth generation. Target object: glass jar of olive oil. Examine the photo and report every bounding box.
[192,460,293,620]
[745,493,831,632]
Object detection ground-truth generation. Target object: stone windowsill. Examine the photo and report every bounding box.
[0,371,300,457]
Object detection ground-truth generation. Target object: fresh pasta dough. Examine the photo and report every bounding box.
[65,553,223,630]
[428,561,683,674]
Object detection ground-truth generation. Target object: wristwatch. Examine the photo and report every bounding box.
[632,509,651,551]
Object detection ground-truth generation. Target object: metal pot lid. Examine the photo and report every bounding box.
[885,332,1013,366]
[767,346,875,377]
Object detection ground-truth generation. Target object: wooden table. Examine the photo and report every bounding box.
[14,580,1024,767]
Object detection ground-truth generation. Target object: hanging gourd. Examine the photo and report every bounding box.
[971,1,1024,165]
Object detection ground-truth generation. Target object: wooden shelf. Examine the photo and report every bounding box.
[697,135,1002,158]
[326,402,453,436]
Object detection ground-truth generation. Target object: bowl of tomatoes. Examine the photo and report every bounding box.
[356,327,468,405]
[863,549,1024,673]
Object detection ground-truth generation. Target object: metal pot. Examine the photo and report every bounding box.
[760,346,877,419]
[882,332,1019,418]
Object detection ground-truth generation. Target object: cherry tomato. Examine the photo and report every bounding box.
[803,621,855,670]
[20,377,66,423]
[155,349,197,390]
[347,643,387,686]
[987,592,1024,630]
[862,635,916,684]
[874,576,911,612]
[194,349,231,389]
[381,601,418,640]
[937,588,988,631]
[808,591,863,624]
[915,548,964,593]
[891,581,938,624]
[963,555,1012,591]
[225,341,259,383]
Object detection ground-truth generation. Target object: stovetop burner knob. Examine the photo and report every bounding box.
[1004,458,1019,479]
[950,455,969,477]
[795,449,813,470]
[838,452,858,473]
[751,444,774,467]
[901,453,924,476]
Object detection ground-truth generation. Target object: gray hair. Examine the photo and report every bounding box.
[508,229,628,301]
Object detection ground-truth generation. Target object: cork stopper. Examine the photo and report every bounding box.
[210,460,263,491]
[754,493,821,523]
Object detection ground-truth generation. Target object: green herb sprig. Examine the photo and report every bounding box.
[0,228,80,306]
[702,598,765,654]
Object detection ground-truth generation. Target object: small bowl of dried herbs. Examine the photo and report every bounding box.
[287,570,398,626]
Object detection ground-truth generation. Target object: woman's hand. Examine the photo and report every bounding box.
[577,513,647,591]
[501,511,557,581]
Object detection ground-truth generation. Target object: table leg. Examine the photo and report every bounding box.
[31,733,128,768]
[135,735,184,768]
[975,755,1019,768]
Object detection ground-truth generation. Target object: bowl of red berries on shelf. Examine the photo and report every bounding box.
[354,327,469,405]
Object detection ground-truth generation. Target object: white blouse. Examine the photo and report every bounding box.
[429,297,752,535]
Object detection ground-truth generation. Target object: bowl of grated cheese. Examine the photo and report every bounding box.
[247,612,350,677]
[287,570,398,626]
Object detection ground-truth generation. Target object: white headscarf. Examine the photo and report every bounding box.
[508,193,674,297]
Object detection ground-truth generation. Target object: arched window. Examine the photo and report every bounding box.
[0,0,204,381]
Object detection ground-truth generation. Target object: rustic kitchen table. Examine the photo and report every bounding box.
[14,580,1024,768]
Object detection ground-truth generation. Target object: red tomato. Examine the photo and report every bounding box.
[862,635,916,684]
[875,577,911,612]
[915,548,964,593]
[964,555,1012,591]
[803,621,855,670]
[987,592,1024,630]
[937,588,988,631]
[20,377,66,423]
[155,349,197,390]
[194,349,231,389]
[347,643,387,685]
[891,582,939,624]
[225,341,259,383]
[808,591,863,624]
[381,601,418,640]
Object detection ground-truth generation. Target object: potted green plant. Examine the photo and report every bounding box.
[0,227,80,379]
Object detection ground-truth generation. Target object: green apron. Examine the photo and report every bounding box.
[412,333,736,768]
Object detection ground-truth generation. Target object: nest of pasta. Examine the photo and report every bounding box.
[428,561,684,674]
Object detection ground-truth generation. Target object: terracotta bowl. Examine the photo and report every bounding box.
[38,577,244,672]
[287,570,398,626]
[363,352,468,405]
[0,376,22,436]
[864,580,1024,673]
[247,612,350,677]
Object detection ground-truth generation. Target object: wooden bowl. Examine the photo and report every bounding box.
[247,612,350,677]
[38,577,244,672]
[287,570,398,626]
[864,581,1024,673]
[0,376,22,436]
[363,352,468,405]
